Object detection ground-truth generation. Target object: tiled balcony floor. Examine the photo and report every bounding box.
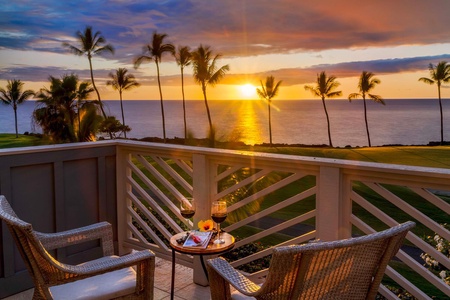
[4,257,211,300]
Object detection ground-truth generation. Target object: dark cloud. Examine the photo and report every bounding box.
[0,66,110,83]
[3,54,450,87]
[1,0,449,61]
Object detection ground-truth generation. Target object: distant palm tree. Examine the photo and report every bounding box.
[348,71,384,147]
[106,68,140,138]
[305,71,342,147]
[63,26,114,119]
[0,79,34,138]
[134,32,174,143]
[191,45,229,146]
[174,46,192,139]
[419,61,450,145]
[257,76,282,146]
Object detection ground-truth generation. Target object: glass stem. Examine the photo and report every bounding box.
[217,223,220,240]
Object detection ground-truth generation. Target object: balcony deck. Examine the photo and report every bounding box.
[4,258,211,300]
[1,140,449,299]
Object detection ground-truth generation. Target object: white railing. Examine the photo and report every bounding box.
[115,140,450,299]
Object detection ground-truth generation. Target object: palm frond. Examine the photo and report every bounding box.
[348,93,360,101]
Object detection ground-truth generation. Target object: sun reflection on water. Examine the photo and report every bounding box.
[233,101,265,145]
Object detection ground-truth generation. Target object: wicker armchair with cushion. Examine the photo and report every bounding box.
[0,195,155,299]
[207,221,415,300]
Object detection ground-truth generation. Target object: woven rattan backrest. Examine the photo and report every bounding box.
[0,196,58,288]
[262,222,414,300]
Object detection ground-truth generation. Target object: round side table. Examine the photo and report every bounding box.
[169,231,235,300]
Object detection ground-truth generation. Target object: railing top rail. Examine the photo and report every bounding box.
[118,140,450,177]
[2,140,450,179]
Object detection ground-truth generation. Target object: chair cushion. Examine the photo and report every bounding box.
[50,256,136,300]
[231,290,256,300]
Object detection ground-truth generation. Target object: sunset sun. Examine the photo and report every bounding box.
[239,83,256,99]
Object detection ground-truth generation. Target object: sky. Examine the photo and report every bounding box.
[1,0,450,101]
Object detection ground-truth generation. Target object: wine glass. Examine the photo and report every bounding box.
[211,200,227,244]
[180,198,196,231]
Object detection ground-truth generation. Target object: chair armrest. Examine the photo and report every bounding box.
[207,257,261,297]
[63,249,155,276]
[35,221,114,255]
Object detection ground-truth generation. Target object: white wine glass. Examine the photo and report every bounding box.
[180,198,196,231]
[211,200,227,244]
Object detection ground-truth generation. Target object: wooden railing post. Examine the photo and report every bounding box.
[116,145,131,255]
[192,153,215,286]
[316,166,349,241]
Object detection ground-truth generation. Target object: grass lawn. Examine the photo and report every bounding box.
[0,133,50,148]
[240,145,450,169]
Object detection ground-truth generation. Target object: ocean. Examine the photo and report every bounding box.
[1,99,449,147]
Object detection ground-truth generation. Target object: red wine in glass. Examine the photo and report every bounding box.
[211,201,227,244]
[180,198,196,231]
[181,209,195,219]
[211,213,227,224]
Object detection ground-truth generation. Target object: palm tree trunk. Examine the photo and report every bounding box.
[156,61,166,143]
[438,84,443,145]
[363,97,371,147]
[181,68,187,140]
[268,99,272,146]
[119,90,126,138]
[88,55,112,139]
[88,56,107,119]
[202,84,214,147]
[321,97,333,147]
[13,104,18,138]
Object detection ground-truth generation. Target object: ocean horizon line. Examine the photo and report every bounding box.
[2,99,449,147]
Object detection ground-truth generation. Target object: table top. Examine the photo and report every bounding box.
[170,231,235,255]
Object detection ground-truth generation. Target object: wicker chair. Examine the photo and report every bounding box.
[207,221,415,300]
[0,195,155,299]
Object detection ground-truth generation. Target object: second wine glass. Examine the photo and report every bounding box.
[211,200,227,244]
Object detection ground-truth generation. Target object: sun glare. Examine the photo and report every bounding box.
[239,83,256,99]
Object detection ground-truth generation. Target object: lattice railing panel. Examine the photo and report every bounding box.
[350,179,450,299]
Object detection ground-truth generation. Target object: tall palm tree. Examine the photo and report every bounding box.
[134,32,174,143]
[257,76,282,147]
[174,45,192,139]
[348,71,384,147]
[106,68,140,138]
[62,26,114,119]
[0,79,34,138]
[191,44,229,146]
[419,61,450,145]
[304,71,342,147]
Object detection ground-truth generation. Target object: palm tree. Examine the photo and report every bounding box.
[191,45,230,146]
[0,79,34,138]
[174,45,192,139]
[257,76,282,146]
[348,71,384,147]
[34,74,99,142]
[134,32,174,143]
[304,71,342,147]
[419,61,450,145]
[106,68,140,138]
[62,26,114,119]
